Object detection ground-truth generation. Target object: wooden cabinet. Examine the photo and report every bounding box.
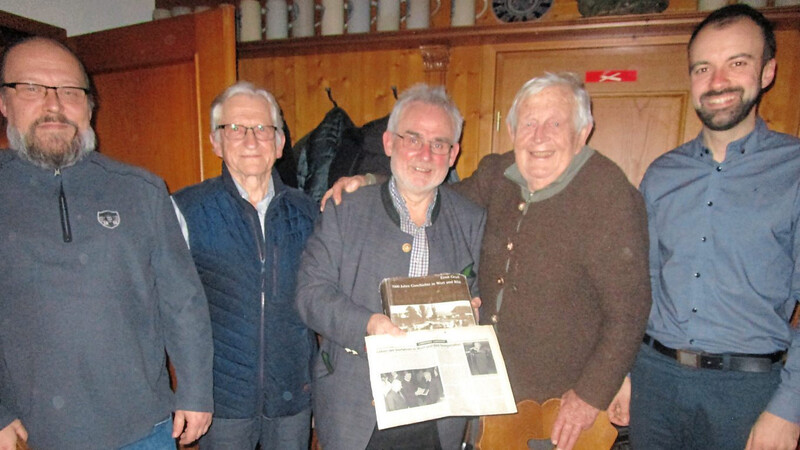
[237,7,800,183]
[69,6,237,192]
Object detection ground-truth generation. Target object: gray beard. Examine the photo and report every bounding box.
[7,120,96,170]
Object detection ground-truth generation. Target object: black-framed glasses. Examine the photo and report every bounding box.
[393,133,453,155]
[1,82,89,104]
[216,123,278,141]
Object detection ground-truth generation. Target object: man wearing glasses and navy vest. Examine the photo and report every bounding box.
[172,81,317,450]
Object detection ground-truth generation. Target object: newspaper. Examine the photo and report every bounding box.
[365,325,517,430]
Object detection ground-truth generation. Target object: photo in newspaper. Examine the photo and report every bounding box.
[365,325,517,430]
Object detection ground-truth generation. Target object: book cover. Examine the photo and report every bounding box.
[380,273,476,331]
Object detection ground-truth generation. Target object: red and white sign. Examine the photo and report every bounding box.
[585,70,637,83]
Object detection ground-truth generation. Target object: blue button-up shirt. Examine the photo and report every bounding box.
[640,118,800,423]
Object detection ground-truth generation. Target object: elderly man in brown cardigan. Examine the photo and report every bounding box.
[324,73,651,450]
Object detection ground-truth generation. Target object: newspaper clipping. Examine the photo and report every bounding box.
[365,325,517,430]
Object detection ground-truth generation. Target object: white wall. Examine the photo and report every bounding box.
[1,0,155,36]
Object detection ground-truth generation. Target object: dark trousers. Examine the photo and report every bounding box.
[366,420,442,450]
[629,343,781,450]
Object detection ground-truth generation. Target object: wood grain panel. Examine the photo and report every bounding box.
[591,94,686,186]
[761,27,800,137]
[238,8,800,179]
[489,41,699,183]
[447,45,486,177]
[239,48,427,143]
[92,63,199,192]
[69,6,236,191]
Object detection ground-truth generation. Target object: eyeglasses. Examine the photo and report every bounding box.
[216,123,278,141]
[393,133,453,155]
[2,82,89,104]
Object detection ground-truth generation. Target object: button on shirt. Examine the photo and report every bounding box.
[640,119,800,422]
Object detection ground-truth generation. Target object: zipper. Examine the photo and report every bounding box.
[245,201,268,416]
[55,169,72,243]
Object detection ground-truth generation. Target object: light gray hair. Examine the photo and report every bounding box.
[209,81,284,147]
[506,72,593,134]
[386,84,463,143]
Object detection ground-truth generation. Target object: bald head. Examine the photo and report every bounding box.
[0,37,96,169]
[0,37,93,109]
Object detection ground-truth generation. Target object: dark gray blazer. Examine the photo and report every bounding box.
[296,182,485,450]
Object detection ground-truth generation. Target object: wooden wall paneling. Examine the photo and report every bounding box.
[91,63,200,191]
[421,45,450,86]
[447,45,487,177]
[488,38,700,185]
[590,93,686,186]
[761,27,800,137]
[69,6,236,191]
[239,47,428,142]
[236,8,800,179]
[195,7,238,180]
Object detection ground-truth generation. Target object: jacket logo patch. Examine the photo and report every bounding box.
[97,210,121,229]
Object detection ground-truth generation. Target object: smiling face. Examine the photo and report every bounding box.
[510,85,592,192]
[689,17,775,134]
[211,93,284,183]
[384,101,460,200]
[0,39,94,169]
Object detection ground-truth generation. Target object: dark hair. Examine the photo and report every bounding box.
[689,4,776,65]
[0,36,96,110]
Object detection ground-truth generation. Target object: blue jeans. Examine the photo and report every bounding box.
[630,343,781,450]
[198,408,311,450]
[119,418,176,450]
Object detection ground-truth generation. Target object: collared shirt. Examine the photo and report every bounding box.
[173,176,275,245]
[388,177,436,277]
[640,118,800,423]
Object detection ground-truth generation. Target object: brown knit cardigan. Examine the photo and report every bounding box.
[454,150,651,410]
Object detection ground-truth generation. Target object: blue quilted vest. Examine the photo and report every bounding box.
[173,165,317,418]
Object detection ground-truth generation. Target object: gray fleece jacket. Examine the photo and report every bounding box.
[0,150,213,449]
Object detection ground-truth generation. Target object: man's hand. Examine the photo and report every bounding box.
[606,376,631,426]
[0,420,27,450]
[320,175,370,211]
[471,297,481,323]
[550,389,600,450]
[172,410,212,446]
[366,313,405,337]
[744,411,800,450]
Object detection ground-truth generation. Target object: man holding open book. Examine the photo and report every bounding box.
[296,84,485,450]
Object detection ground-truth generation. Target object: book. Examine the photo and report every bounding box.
[379,273,476,332]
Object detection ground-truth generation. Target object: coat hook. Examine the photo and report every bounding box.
[325,87,338,108]
[391,86,398,100]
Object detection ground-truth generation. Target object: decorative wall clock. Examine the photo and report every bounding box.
[492,0,553,22]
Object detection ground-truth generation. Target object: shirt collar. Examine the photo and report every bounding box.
[504,145,595,203]
[688,117,769,162]
[388,177,436,228]
[231,173,275,216]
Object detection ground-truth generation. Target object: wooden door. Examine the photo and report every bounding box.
[489,38,699,187]
[69,6,237,192]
